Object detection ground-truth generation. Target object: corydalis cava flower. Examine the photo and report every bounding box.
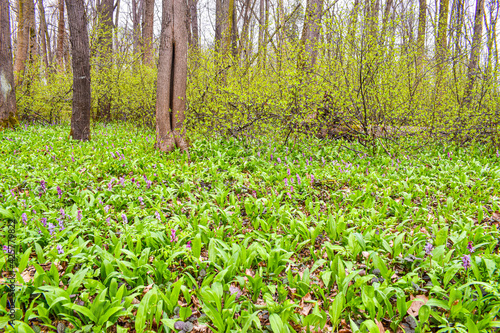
[462,254,471,270]
[170,229,178,243]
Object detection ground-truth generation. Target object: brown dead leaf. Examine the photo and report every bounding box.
[299,293,313,316]
[143,284,154,294]
[407,294,428,317]
[375,319,385,333]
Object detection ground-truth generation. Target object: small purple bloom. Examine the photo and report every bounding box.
[424,242,433,256]
[41,217,47,228]
[48,223,56,235]
[21,213,28,225]
[270,154,273,161]
[287,168,291,176]
[170,229,178,243]
[106,217,111,225]
[186,241,191,249]
[77,209,82,222]
[467,241,474,253]
[155,211,161,221]
[284,178,288,186]
[462,254,471,270]
[146,180,152,189]
[71,156,75,162]
[40,180,46,192]
[122,214,128,223]
[57,245,64,254]
[60,208,65,217]
[57,186,63,198]
[277,157,281,163]
[120,177,125,186]
[297,174,301,185]
[104,205,110,213]
[138,196,144,205]
[3,245,13,255]
[290,185,294,192]
[288,192,292,199]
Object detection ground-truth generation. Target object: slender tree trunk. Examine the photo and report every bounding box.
[416,0,427,69]
[96,0,114,122]
[258,0,265,67]
[66,0,91,141]
[155,0,189,154]
[132,0,143,55]
[380,0,393,43]
[301,0,324,68]
[56,0,65,70]
[0,0,18,129]
[485,0,498,75]
[142,0,154,65]
[239,0,252,60]
[435,0,450,72]
[188,0,198,49]
[114,0,120,53]
[38,0,50,70]
[215,0,222,49]
[466,0,485,90]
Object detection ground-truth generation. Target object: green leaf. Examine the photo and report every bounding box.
[269,314,285,333]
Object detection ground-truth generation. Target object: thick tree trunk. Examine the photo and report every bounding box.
[56,0,65,70]
[155,0,189,153]
[301,0,324,68]
[14,0,36,84]
[0,0,18,129]
[416,0,427,69]
[96,0,114,122]
[142,0,154,65]
[215,0,222,48]
[66,0,91,141]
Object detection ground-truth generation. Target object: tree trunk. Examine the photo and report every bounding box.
[56,0,65,70]
[142,0,154,65]
[96,0,114,122]
[435,0,450,71]
[364,0,379,42]
[485,0,498,76]
[188,0,198,49]
[114,0,120,53]
[66,0,91,141]
[0,0,18,129]
[155,0,189,154]
[14,0,36,84]
[38,0,50,70]
[416,0,427,70]
[132,0,143,55]
[215,0,222,49]
[301,0,324,68]
[380,0,393,43]
[466,0,485,89]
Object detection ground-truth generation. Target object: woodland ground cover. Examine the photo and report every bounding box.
[0,123,500,333]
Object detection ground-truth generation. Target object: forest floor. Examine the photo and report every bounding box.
[1,123,500,333]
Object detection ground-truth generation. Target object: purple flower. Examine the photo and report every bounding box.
[77,209,82,222]
[277,157,281,163]
[60,208,65,217]
[270,154,273,161]
[290,185,294,192]
[186,241,191,249]
[467,241,474,253]
[257,151,260,157]
[99,198,103,205]
[138,196,144,205]
[296,174,301,185]
[106,217,111,225]
[287,168,291,176]
[41,217,47,228]
[57,186,63,198]
[107,181,114,191]
[448,152,452,160]
[146,180,152,189]
[284,178,288,186]
[252,190,257,198]
[424,242,433,256]
[155,211,161,221]
[48,223,56,235]
[57,218,65,231]
[462,254,471,270]
[122,214,128,224]
[71,155,75,162]
[120,177,125,186]
[170,229,178,243]
[3,245,13,255]
[104,205,110,213]
[40,180,46,192]
[56,245,64,254]
[497,150,499,158]
[21,213,27,225]
[288,192,292,199]
[310,175,314,185]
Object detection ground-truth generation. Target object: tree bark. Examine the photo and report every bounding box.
[466,0,485,87]
[301,0,324,68]
[142,0,154,65]
[132,0,143,55]
[155,0,189,153]
[96,0,114,122]
[14,0,36,84]
[0,0,18,129]
[66,0,91,141]
[38,0,50,70]
[416,0,427,69]
[435,0,450,71]
[188,0,198,49]
[56,0,65,70]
